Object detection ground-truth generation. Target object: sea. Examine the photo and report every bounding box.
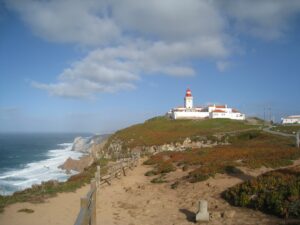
[0,133,91,196]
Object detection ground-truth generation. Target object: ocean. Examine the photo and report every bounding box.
[0,133,91,196]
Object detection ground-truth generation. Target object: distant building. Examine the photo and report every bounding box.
[168,89,245,120]
[281,115,300,124]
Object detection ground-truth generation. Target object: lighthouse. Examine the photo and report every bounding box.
[184,88,193,109]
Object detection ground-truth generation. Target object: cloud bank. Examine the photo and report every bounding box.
[5,0,300,98]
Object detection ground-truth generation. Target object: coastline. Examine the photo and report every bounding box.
[0,134,109,213]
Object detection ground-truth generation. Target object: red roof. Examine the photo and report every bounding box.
[232,109,239,113]
[185,88,192,97]
[215,105,226,108]
[213,109,225,113]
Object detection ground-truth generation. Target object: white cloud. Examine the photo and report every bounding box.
[5,0,120,45]
[5,0,300,98]
[214,0,300,40]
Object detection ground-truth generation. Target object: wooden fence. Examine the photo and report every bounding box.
[74,155,140,225]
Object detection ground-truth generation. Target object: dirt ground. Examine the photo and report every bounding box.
[1,159,300,225]
[97,160,287,225]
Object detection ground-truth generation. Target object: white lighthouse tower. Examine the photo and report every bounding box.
[184,88,193,109]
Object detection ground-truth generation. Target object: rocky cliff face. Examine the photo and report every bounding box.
[71,134,110,153]
[105,135,230,159]
[59,134,110,173]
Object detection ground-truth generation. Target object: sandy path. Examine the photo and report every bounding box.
[97,161,285,225]
[0,185,89,225]
[2,159,299,225]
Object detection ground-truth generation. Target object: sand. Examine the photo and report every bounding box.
[0,185,89,225]
[1,159,300,225]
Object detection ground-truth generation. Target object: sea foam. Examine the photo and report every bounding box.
[0,143,83,196]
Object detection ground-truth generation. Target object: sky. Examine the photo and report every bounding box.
[0,0,300,133]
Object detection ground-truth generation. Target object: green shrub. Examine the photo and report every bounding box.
[151,175,166,184]
[222,166,300,218]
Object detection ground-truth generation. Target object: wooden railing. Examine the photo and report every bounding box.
[74,155,139,225]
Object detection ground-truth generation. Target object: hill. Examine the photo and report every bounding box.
[105,116,261,150]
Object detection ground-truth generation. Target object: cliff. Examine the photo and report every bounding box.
[71,134,110,153]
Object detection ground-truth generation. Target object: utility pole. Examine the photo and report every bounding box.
[296,131,299,148]
[263,107,266,125]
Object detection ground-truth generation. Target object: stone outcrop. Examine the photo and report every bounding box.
[72,137,91,152]
[59,156,94,172]
[105,135,230,158]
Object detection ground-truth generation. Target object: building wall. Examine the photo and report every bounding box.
[282,118,300,124]
[172,111,209,119]
[210,112,245,120]
[184,97,193,109]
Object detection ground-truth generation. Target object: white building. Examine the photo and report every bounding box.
[169,89,245,120]
[281,115,300,124]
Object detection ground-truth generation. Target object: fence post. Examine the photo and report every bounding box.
[97,165,101,189]
[90,179,96,225]
[80,197,89,225]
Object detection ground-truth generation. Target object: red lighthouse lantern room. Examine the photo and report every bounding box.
[186,88,192,97]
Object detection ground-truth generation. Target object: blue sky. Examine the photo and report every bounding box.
[1,0,300,133]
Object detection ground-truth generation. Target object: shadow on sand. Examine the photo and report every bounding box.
[179,208,196,223]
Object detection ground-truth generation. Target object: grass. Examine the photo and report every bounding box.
[222,165,300,218]
[106,116,259,149]
[0,158,109,213]
[144,131,300,183]
[271,124,300,135]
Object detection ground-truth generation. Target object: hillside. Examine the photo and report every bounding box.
[105,116,261,150]
[271,124,300,135]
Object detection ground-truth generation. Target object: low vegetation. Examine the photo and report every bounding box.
[222,166,300,218]
[0,158,109,213]
[144,131,300,183]
[17,208,34,213]
[106,116,260,148]
[271,125,300,135]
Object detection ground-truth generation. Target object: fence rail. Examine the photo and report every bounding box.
[74,154,139,225]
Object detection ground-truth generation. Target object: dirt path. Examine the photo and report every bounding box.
[0,185,89,225]
[97,159,286,225]
[1,159,298,225]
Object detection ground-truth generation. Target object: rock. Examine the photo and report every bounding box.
[222,210,236,218]
[59,156,93,172]
[71,136,91,152]
[210,212,222,219]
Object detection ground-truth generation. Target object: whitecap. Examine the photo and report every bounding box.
[0,142,84,196]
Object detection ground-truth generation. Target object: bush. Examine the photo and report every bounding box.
[151,175,167,184]
[222,166,300,218]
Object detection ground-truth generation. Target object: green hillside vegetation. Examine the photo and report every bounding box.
[271,125,300,135]
[223,165,300,218]
[144,131,300,183]
[107,116,260,148]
